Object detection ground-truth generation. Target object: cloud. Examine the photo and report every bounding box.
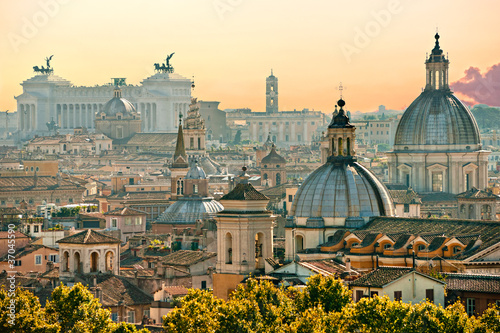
[450,63,500,107]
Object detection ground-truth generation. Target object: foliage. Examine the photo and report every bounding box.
[45,283,115,333]
[294,275,351,313]
[54,206,81,217]
[377,143,391,152]
[233,130,242,144]
[471,105,500,131]
[0,283,151,333]
[0,287,59,333]
[164,275,500,333]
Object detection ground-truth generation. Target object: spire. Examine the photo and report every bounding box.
[172,114,188,169]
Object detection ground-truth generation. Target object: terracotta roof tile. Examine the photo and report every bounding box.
[57,229,121,244]
[220,183,269,201]
[161,250,216,266]
[349,267,414,288]
[445,273,500,293]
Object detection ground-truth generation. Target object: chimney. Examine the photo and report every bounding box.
[345,258,351,272]
[93,277,97,287]
[376,255,379,269]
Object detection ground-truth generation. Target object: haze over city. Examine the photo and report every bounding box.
[2,0,500,113]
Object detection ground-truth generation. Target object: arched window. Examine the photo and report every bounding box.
[90,252,99,273]
[346,137,351,156]
[193,184,198,194]
[225,233,232,264]
[263,173,268,180]
[74,252,81,273]
[338,138,343,156]
[453,246,462,254]
[295,235,304,252]
[105,251,114,272]
[62,251,69,272]
[383,243,391,250]
[469,205,475,219]
[276,173,281,186]
[417,244,426,252]
[481,204,492,220]
[460,204,466,215]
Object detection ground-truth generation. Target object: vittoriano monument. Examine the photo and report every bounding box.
[33,55,54,74]
[154,52,175,73]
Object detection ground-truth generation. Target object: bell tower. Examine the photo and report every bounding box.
[266,70,278,114]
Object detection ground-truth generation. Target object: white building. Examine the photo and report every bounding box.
[15,62,192,140]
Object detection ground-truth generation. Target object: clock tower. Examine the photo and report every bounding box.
[266,70,278,114]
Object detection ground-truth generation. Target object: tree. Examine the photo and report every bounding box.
[0,287,59,333]
[163,289,224,333]
[45,282,115,333]
[294,275,351,313]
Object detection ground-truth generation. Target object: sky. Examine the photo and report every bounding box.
[1,0,500,115]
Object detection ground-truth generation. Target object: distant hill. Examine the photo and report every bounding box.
[471,104,500,130]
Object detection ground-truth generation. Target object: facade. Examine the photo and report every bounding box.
[387,34,489,194]
[0,244,59,274]
[216,168,275,275]
[58,229,121,278]
[349,267,446,305]
[386,184,422,218]
[183,98,206,158]
[0,174,86,209]
[351,117,400,146]
[225,71,327,146]
[456,187,498,220]
[15,60,191,140]
[286,98,395,261]
[198,101,231,142]
[95,86,142,142]
[26,132,112,155]
[104,207,147,243]
[260,144,287,187]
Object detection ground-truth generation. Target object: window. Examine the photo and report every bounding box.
[356,290,364,302]
[111,218,117,228]
[1,200,5,205]
[15,260,22,266]
[193,184,199,194]
[201,280,207,289]
[426,289,434,303]
[418,244,426,251]
[15,200,20,205]
[351,242,359,247]
[125,217,132,225]
[453,246,462,254]
[111,313,118,322]
[55,198,60,204]
[467,298,475,316]
[384,243,391,250]
[143,310,150,319]
[432,172,443,192]
[135,217,142,225]
[288,195,293,202]
[127,311,135,323]
[297,135,302,142]
[394,291,402,301]
[190,137,194,149]
[27,225,30,233]
[35,255,42,265]
[49,254,59,263]
[311,121,315,125]
[370,291,379,297]
[69,198,74,203]
[285,135,289,142]
[404,204,410,213]
[34,225,39,233]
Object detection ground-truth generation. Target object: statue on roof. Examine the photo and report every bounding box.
[154,52,175,73]
[33,55,54,74]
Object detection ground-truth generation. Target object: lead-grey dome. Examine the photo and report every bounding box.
[155,197,223,224]
[103,88,136,116]
[290,160,394,220]
[185,163,207,179]
[394,90,480,148]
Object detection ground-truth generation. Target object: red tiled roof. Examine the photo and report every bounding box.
[57,229,121,244]
[445,273,500,293]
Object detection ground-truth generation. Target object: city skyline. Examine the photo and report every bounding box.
[1,0,500,114]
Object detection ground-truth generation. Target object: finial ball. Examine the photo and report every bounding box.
[337,99,346,107]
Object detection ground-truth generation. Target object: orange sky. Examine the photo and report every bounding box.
[1,0,500,114]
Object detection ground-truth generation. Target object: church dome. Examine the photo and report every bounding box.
[261,144,286,165]
[185,162,207,179]
[394,33,481,151]
[155,197,223,224]
[394,90,480,148]
[102,87,136,116]
[290,160,394,221]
